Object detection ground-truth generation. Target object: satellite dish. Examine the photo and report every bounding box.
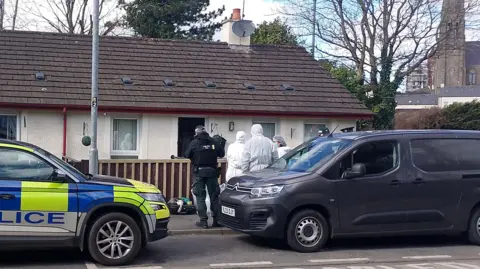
[232,20,256,38]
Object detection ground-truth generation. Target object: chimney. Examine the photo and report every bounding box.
[220,8,251,46]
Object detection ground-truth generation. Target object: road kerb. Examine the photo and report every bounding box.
[168,228,240,236]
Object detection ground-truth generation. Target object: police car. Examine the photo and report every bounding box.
[0,139,170,266]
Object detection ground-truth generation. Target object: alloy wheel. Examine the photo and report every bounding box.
[96,220,134,260]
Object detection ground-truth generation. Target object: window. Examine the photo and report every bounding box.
[468,70,477,85]
[326,140,399,179]
[304,123,326,141]
[411,139,480,172]
[111,118,139,159]
[0,114,17,140]
[0,148,54,181]
[253,121,276,140]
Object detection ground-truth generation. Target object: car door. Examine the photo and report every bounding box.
[333,137,414,234]
[404,135,466,230]
[0,145,78,238]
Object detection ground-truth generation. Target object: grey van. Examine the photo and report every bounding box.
[219,130,480,252]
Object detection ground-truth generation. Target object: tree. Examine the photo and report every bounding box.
[124,0,225,40]
[25,0,124,35]
[251,17,299,46]
[1,0,20,30]
[278,0,480,130]
[320,60,373,130]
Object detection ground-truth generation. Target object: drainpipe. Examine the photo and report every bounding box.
[62,107,67,159]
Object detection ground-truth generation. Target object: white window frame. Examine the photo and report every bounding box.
[303,122,328,141]
[0,111,20,141]
[110,117,140,158]
[252,119,278,139]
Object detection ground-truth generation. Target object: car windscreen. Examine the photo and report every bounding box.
[270,138,352,173]
[36,148,87,181]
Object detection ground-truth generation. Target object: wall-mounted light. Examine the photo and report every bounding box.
[229,121,235,132]
[290,128,296,139]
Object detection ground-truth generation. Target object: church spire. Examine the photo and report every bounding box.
[431,0,466,91]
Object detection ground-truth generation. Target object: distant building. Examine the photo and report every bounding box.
[395,86,480,112]
[405,63,429,92]
[428,0,480,91]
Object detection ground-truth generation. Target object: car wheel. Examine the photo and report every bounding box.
[467,208,480,245]
[286,209,329,253]
[87,213,142,266]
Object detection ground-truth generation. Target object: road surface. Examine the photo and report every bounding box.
[0,234,479,269]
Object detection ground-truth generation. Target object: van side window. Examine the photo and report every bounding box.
[411,139,480,172]
[325,140,399,179]
[0,148,55,181]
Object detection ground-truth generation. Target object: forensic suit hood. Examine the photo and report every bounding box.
[241,124,278,173]
[226,131,246,182]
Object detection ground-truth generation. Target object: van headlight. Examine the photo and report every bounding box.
[250,185,284,198]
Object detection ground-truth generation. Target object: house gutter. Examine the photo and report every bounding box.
[0,103,374,120]
[62,107,67,159]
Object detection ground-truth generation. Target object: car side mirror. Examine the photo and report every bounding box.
[342,163,366,179]
[52,169,68,182]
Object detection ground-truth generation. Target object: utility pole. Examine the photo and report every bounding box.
[89,0,99,175]
[0,0,5,30]
[311,0,317,57]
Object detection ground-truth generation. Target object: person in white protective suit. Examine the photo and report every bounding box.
[241,124,279,173]
[226,131,247,182]
[273,135,291,158]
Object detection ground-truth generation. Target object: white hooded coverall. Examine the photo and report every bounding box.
[226,131,246,182]
[241,124,279,173]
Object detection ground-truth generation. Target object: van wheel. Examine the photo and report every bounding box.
[87,213,142,266]
[468,208,480,245]
[286,209,329,253]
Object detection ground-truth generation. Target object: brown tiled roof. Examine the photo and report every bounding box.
[0,30,372,117]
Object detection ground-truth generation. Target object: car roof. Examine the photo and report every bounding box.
[329,129,480,140]
[0,139,41,151]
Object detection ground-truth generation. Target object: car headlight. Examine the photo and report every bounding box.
[250,185,284,198]
[150,204,164,211]
[138,193,166,203]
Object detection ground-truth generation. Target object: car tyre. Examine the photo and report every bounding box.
[286,209,329,253]
[468,208,480,245]
[87,213,142,266]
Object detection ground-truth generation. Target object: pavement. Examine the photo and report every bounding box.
[168,214,239,235]
[1,232,480,269]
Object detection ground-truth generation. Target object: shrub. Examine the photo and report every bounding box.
[395,107,444,129]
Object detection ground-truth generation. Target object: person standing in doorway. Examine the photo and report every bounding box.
[241,124,278,173]
[226,131,246,182]
[185,125,225,228]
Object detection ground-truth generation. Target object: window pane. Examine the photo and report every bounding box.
[254,123,275,140]
[0,149,54,181]
[113,119,137,151]
[0,115,17,140]
[411,139,480,172]
[351,140,399,176]
[304,124,326,141]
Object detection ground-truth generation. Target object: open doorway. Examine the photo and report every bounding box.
[177,117,205,157]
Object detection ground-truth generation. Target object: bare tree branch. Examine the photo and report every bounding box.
[22,0,125,35]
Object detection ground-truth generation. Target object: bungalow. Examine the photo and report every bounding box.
[0,9,372,160]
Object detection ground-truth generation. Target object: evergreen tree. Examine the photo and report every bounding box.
[251,17,298,46]
[124,0,225,40]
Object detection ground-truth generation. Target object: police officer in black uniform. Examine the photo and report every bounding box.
[185,125,225,228]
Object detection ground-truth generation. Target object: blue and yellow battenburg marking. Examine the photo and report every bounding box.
[0,179,169,225]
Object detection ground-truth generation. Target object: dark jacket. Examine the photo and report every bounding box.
[185,133,225,168]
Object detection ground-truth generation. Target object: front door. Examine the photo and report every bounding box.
[177,117,205,157]
[0,145,78,238]
[334,138,413,234]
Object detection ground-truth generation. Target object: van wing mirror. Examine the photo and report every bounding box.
[342,163,366,179]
